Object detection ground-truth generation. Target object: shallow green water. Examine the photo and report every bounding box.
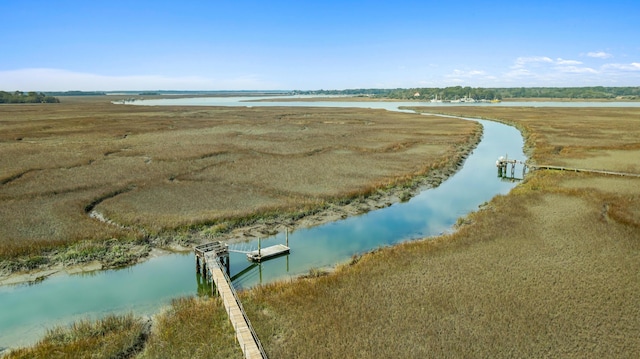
[0,103,526,349]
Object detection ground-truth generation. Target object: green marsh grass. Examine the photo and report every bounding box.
[140,297,242,359]
[5,314,146,359]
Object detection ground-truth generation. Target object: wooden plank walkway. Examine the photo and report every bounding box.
[205,253,267,359]
[530,165,640,178]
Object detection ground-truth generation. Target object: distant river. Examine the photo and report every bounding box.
[127,95,640,108]
[1,98,530,349]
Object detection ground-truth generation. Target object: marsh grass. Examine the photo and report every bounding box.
[7,105,640,357]
[140,297,242,359]
[1,100,478,264]
[416,106,640,168]
[233,169,639,358]
[5,314,146,359]
[139,169,639,357]
[198,107,638,358]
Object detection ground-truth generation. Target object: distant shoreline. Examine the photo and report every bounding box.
[50,93,640,105]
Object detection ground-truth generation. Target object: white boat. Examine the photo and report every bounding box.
[460,93,476,103]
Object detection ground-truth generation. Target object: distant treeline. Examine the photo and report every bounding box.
[294,86,640,101]
[43,91,107,96]
[42,90,293,96]
[0,91,60,103]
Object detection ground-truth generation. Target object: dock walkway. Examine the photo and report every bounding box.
[530,165,640,178]
[495,155,640,179]
[196,242,267,359]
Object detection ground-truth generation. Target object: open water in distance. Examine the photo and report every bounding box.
[0,99,527,349]
[129,95,640,108]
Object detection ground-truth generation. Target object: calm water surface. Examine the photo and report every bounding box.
[0,100,527,349]
[130,95,640,108]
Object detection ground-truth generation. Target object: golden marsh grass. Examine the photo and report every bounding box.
[9,104,639,358]
[140,297,242,359]
[5,314,147,359]
[230,107,640,358]
[417,106,640,170]
[0,99,478,269]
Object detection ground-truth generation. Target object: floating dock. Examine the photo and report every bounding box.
[247,244,290,262]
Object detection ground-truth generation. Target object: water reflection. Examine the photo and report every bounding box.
[196,272,212,297]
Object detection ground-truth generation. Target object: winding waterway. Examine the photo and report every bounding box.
[0,99,528,349]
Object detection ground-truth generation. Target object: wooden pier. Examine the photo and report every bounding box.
[495,155,640,179]
[529,164,640,178]
[496,155,528,179]
[195,242,267,359]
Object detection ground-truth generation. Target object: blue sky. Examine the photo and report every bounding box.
[1,0,639,91]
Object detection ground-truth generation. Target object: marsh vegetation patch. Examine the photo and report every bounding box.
[0,100,478,265]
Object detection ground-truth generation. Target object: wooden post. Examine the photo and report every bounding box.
[196,256,200,274]
[286,227,290,272]
[258,237,261,259]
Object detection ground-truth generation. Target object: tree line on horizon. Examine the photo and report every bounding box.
[294,86,640,101]
[4,87,639,102]
[0,91,60,103]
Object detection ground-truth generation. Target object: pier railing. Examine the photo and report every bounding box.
[529,165,640,178]
[213,256,268,358]
[495,155,640,179]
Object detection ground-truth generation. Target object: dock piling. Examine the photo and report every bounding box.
[496,154,528,181]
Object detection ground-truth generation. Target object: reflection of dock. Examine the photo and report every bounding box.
[247,244,290,262]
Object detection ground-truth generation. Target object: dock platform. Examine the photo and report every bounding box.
[247,244,290,262]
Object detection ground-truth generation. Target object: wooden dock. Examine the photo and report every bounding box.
[247,244,290,262]
[195,242,267,359]
[494,154,640,179]
[529,165,640,178]
[496,155,528,179]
